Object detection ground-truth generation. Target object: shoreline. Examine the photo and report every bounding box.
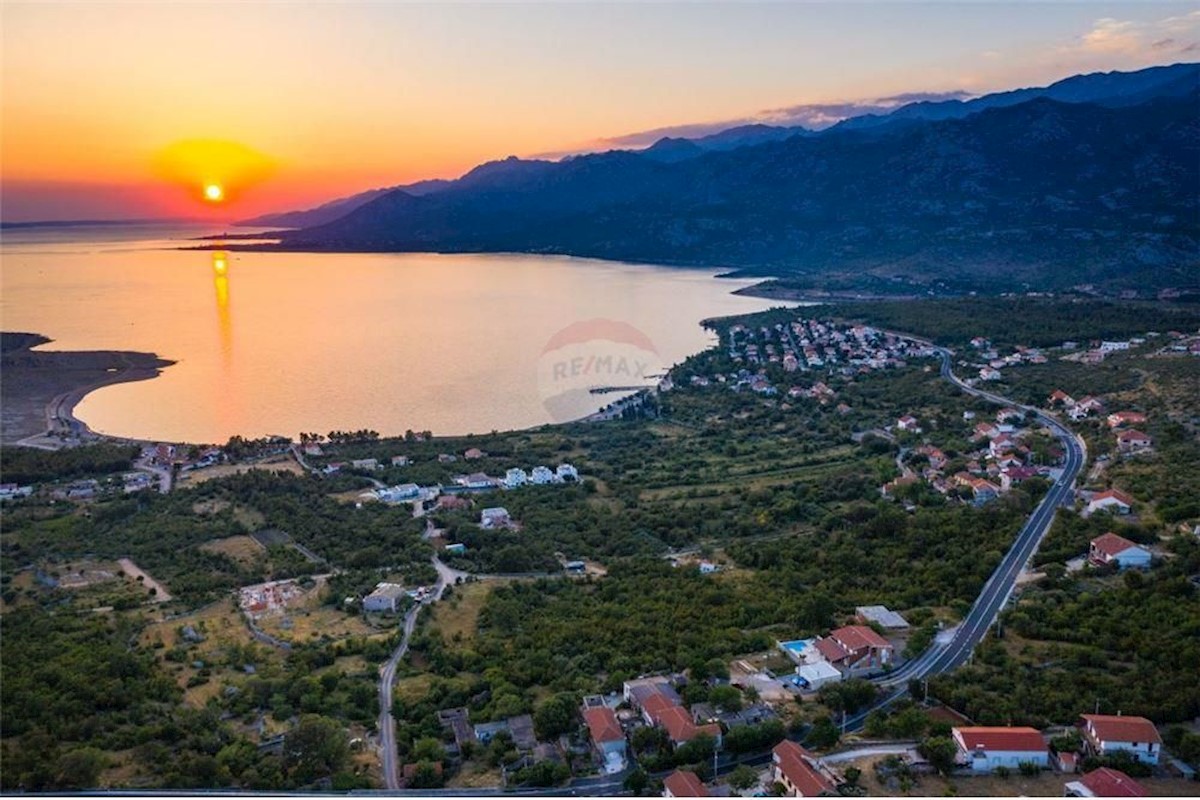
[0,332,175,449]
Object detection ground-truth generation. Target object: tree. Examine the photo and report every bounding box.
[410,737,445,764]
[918,735,958,776]
[283,715,349,785]
[818,679,878,716]
[710,684,744,712]
[533,693,578,740]
[729,764,758,790]
[624,768,649,795]
[54,747,107,789]
[407,761,444,789]
[805,716,840,749]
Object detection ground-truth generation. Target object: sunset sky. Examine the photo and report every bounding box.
[2,2,1197,222]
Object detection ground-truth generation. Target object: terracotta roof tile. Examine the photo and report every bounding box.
[1079,767,1148,797]
[1082,715,1161,745]
[954,726,1046,752]
[583,706,623,744]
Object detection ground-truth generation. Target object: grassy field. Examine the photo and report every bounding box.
[199,535,265,566]
[175,454,306,487]
[430,581,495,645]
[254,579,379,644]
[140,597,279,708]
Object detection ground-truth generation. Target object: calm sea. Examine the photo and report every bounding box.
[0,223,785,443]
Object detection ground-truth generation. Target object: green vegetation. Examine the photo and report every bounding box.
[4,301,1197,789]
[829,297,1200,348]
[0,442,138,484]
[930,534,1200,729]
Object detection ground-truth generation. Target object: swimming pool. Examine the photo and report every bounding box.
[778,638,816,661]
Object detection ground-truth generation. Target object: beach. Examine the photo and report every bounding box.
[0,332,174,448]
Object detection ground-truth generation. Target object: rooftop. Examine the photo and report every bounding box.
[954,726,1046,752]
[1082,714,1161,745]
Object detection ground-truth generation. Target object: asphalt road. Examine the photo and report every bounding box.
[369,344,1087,791]
[845,347,1086,728]
[378,557,469,790]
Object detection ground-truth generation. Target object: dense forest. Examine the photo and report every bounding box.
[829,297,1200,348]
[930,535,1200,728]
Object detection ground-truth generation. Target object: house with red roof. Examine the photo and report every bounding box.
[1080,715,1161,764]
[582,706,626,769]
[989,434,1018,459]
[772,740,837,796]
[1088,533,1151,571]
[655,705,722,748]
[1065,767,1149,797]
[1000,466,1039,492]
[814,625,893,675]
[896,415,921,432]
[662,769,708,798]
[1086,489,1135,517]
[952,726,1049,773]
[1106,411,1148,429]
[974,422,999,440]
[1049,389,1076,407]
[1116,429,1153,453]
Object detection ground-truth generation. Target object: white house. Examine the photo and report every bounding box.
[504,468,528,489]
[350,458,380,471]
[1086,489,1134,517]
[1081,715,1161,765]
[480,507,511,529]
[952,727,1048,773]
[1088,533,1152,571]
[0,484,33,502]
[583,706,627,774]
[530,466,555,485]
[376,483,420,503]
[459,472,497,490]
[363,583,406,613]
[556,463,579,482]
[795,661,842,691]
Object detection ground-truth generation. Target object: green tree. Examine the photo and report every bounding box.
[283,715,349,785]
[54,747,108,789]
[918,735,958,776]
[729,764,758,790]
[533,693,578,740]
[624,767,649,795]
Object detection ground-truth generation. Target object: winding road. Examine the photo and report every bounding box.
[378,556,469,790]
[845,346,1086,728]
[368,341,1087,791]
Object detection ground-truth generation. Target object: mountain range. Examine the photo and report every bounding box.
[245,63,1199,292]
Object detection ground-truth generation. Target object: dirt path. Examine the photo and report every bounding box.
[117,558,172,602]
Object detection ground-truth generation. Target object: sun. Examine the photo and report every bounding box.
[203,183,224,202]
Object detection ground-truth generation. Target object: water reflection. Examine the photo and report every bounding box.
[212,251,232,366]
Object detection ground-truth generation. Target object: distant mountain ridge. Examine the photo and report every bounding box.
[242,63,1197,231]
[244,64,1199,291]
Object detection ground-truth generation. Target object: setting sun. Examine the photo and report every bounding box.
[204,184,224,202]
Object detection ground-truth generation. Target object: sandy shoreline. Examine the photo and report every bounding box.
[1,332,175,448]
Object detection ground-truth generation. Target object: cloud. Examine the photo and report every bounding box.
[876,90,974,105]
[1080,18,1142,54]
[1067,11,1200,58]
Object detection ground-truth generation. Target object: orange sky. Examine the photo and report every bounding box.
[2,3,1195,221]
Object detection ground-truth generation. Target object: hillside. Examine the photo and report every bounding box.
[266,90,1199,292]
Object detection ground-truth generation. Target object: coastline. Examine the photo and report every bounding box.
[0,332,175,449]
